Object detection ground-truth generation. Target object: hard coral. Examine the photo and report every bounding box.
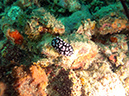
[98,16,128,35]
[99,34,128,67]
[12,65,48,96]
[69,63,126,96]
[6,29,24,45]
[60,40,98,69]
[7,6,23,21]
[111,19,127,31]
[25,8,65,40]
[77,19,96,39]
[25,19,42,40]
[36,34,98,70]
[69,70,82,96]
[32,8,65,34]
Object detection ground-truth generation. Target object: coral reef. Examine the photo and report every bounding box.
[69,70,82,96]
[61,5,92,33]
[54,0,81,12]
[98,34,128,67]
[25,7,65,40]
[72,63,126,96]
[37,34,98,70]
[93,2,124,20]
[6,29,24,45]
[76,19,96,39]
[12,65,48,96]
[61,40,98,69]
[98,17,128,35]
[124,77,129,95]
[0,0,129,96]
[46,0,81,12]
[0,5,26,35]
[47,68,73,96]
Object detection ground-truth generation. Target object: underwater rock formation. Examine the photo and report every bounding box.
[25,8,65,40]
[0,0,129,96]
[98,17,128,35]
[36,34,98,70]
[46,0,81,12]
[61,5,91,33]
[76,19,96,39]
[12,65,48,96]
[69,62,126,96]
[61,40,98,69]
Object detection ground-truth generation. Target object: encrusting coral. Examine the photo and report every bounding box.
[12,65,48,96]
[98,16,128,35]
[69,62,126,96]
[36,34,98,70]
[25,7,65,40]
[76,19,96,39]
[61,40,98,69]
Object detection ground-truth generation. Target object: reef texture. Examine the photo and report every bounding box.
[68,63,126,96]
[98,16,128,35]
[46,0,81,12]
[12,65,48,96]
[0,0,129,96]
[76,19,96,39]
[36,34,98,70]
[25,7,65,40]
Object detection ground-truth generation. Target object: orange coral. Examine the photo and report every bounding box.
[98,16,128,35]
[59,41,98,70]
[71,47,98,69]
[12,65,48,96]
[111,19,127,31]
[6,29,24,45]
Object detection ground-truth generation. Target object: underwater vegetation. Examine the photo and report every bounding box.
[0,0,129,96]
